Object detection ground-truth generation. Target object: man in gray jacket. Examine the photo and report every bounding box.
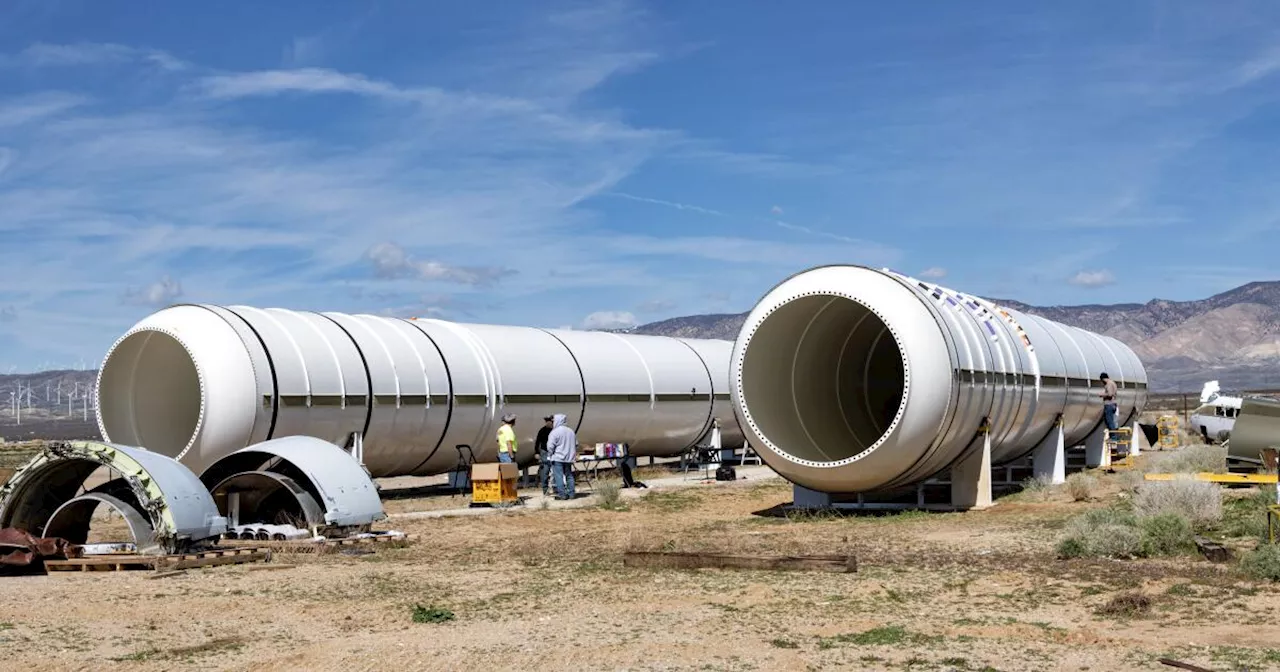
[546,413,578,500]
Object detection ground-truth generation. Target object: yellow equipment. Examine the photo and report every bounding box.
[1106,427,1133,468]
[1268,505,1280,544]
[1143,472,1278,484]
[471,462,519,505]
[1157,415,1180,450]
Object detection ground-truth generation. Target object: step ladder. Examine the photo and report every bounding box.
[1107,427,1134,468]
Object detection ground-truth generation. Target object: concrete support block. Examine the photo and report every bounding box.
[793,485,833,509]
[1084,425,1110,468]
[1032,423,1066,485]
[951,431,993,510]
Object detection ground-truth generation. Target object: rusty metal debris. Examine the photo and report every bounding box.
[0,527,79,569]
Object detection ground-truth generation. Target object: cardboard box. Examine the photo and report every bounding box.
[471,462,519,481]
[471,461,519,504]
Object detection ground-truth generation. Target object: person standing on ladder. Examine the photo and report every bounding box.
[1099,372,1118,441]
[497,414,518,463]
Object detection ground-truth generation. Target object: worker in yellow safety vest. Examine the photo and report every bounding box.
[497,414,518,463]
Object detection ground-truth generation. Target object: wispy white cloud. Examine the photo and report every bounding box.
[14,42,187,71]
[582,310,638,330]
[920,267,947,279]
[607,192,725,216]
[770,205,784,215]
[365,242,514,287]
[196,68,405,100]
[122,276,182,307]
[0,92,84,127]
[605,233,900,268]
[1067,269,1117,288]
[774,220,863,245]
[636,298,675,313]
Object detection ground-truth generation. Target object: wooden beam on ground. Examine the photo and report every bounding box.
[1158,658,1214,672]
[1193,536,1233,563]
[622,550,856,573]
[1143,472,1277,484]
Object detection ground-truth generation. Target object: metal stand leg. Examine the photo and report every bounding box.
[793,485,832,509]
[951,429,993,510]
[1085,425,1110,468]
[1032,419,1066,485]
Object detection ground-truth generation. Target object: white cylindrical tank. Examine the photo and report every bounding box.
[730,265,1149,494]
[95,305,742,477]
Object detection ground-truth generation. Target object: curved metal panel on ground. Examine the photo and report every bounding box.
[1229,397,1280,464]
[97,305,746,478]
[43,492,159,554]
[731,265,1149,494]
[199,436,385,529]
[0,441,226,553]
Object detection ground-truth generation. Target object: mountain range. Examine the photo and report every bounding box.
[632,281,1280,394]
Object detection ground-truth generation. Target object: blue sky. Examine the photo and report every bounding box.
[2,1,1280,371]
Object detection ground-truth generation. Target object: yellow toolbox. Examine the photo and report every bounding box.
[471,462,519,505]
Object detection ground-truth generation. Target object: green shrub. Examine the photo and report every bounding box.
[1134,478,1222,527]
[1020,474,1053,500]
[1241,544,1280,582]
[596,479,625,510]
[1057,508,1143,559]
[1066,472,1097,502]
[1139,513,1194,557]
[411,605,455,624]
[1055,536,1088,559]
[1057,507,1196,559]
[1220,486,1276,540]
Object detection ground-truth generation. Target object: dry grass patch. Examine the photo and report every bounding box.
[1134,478,1223,527]
[1065,472,1097,502]
[1096,591,1153,619]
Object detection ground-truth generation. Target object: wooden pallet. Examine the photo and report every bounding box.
[218,534,414,553]
[44,547,270,572]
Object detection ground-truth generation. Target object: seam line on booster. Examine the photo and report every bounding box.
[674,337,717,453]
[215,305,282,442]
[876,273,958,490]
[535,328,589,434]
[397,317,456,476]
[314,312,375,441]
[365,314,429,473]
[607,332,656,443]
[790,296,835,462]
[835,307,872,457]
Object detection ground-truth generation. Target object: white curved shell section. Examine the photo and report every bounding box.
[730,265,1149,494]
[96,305,743,478]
